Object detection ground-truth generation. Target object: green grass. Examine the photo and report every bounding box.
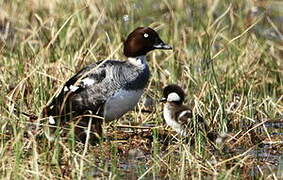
[1,0,283,179]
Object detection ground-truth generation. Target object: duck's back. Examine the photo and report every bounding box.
[44,59,150,122]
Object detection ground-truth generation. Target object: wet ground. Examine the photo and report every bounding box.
[76,117,283,179]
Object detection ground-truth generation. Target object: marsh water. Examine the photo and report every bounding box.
[82,118,283,179]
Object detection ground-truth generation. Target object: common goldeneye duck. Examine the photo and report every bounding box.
[43,27,172,142]
[160,84,205,137]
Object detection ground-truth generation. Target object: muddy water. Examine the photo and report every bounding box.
[249,120,283,177]
[81,119,283,179]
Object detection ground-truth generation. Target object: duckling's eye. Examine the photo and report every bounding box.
[144,33,149,38]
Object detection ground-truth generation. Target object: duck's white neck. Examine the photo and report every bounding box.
[128,55,147,67]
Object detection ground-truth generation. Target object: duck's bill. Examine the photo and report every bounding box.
[153,42,172,50]
[159,98,167,102]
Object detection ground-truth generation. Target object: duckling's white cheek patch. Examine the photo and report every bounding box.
[167,92,180,102]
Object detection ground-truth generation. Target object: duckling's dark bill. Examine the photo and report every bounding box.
[159,97,167,102]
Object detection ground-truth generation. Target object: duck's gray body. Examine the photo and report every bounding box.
[46,56,150,122]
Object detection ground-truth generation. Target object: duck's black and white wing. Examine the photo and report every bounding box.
[176,108,193,125]
[44,60,119,120]
[44,59,149,123]
[176,107,207,136]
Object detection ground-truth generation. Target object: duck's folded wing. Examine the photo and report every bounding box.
[44,60,113,118]
[177,108,208,134]
[176,108,193,125]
